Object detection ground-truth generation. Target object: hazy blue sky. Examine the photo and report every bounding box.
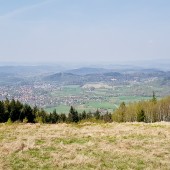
[0,0,170,64]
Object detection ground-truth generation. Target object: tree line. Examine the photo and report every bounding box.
[0,98,112,123]
[1,94,170,124]
[112,93,170,122]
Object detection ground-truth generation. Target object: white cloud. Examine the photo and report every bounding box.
[0,0,55,20]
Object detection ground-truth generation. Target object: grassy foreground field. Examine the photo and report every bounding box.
[0,123,170,170]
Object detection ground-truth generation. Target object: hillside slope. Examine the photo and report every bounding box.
[0,122,170,169]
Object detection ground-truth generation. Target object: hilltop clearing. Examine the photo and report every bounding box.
[0,122,170,169]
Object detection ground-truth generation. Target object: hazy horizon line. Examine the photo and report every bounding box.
[0,58,170,65]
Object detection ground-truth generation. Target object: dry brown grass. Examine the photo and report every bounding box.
[0,122,170,170]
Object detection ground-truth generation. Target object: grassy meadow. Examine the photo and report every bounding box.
[0,122,170,170]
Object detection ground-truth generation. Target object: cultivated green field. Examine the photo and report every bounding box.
[45,85,153,113]
[45,105,71,113]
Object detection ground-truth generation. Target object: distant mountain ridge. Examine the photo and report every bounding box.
[64,67,114,75]
[1,65,169,86]
[44,70,124,85]
[44,66,170,86]
[0,65,65,76]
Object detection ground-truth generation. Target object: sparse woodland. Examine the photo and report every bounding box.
[112,94,170,123]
